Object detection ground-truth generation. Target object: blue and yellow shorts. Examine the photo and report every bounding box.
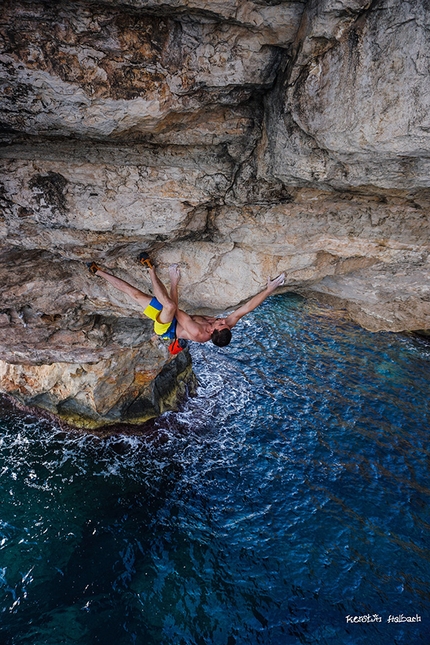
[143,297,177,340]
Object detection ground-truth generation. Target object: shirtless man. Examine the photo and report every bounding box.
[87,256,285,347]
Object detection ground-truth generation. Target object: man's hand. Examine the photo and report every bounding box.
[266,273,285,293]
[169,264,181,286]
[169,264,181,308]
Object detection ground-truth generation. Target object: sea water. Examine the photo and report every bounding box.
[0,294,429,645]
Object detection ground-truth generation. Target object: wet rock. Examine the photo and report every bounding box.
[0,347,195,429]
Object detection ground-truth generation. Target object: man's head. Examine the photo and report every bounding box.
[211,327,232,347]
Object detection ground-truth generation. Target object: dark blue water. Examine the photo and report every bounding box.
[0,294,429,645]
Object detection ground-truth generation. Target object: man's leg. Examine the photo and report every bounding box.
[94,267,152,310]
[146,266,176,324]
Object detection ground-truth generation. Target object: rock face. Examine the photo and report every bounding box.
[0,0,429,427]
[0,247,196,428]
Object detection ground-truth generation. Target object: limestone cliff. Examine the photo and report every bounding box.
[0,0,429,427]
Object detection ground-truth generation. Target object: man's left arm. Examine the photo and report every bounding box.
[225,273,285,328]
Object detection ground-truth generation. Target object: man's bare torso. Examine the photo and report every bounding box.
[176,314,219,343]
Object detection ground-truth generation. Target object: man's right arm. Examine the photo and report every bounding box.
[224,273,285,328]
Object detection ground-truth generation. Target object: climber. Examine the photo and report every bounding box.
[87,254,285,348]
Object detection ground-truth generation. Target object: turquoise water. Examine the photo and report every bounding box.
[0,294,429,644]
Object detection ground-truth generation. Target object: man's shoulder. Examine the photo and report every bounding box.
[195,329,212,343]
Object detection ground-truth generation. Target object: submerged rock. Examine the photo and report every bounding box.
[0,0,429,427]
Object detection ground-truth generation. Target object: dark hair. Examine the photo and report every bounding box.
[211,328,232,347]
